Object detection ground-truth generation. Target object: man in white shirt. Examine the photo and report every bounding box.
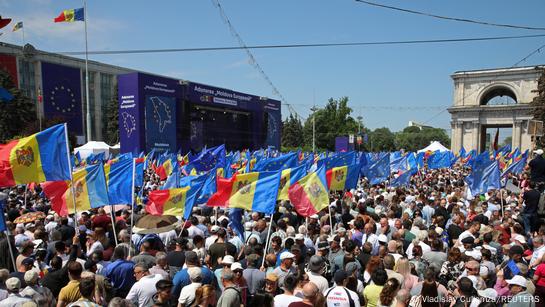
[361,223,379,255]
[186,217,204,239]
[204,225,220,250]
[529,235,545,269]
[274,274,302,307]
[126,263,165,307]
[324,270,360,307]
[457,221,480,246]
[178,267,202,307]
[306,255,329,293]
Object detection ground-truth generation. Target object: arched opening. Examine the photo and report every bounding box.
[480,86,517,105]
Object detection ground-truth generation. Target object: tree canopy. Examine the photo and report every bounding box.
[0,68,36,142]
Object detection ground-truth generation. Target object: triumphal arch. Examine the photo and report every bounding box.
[449,65,544,153]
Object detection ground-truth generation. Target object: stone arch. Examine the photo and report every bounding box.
[478,82,518,106]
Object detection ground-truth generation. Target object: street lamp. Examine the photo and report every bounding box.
[310,105,319,152]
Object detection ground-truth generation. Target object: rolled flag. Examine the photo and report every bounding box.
[12,21,22,32]
[54,8,84,23]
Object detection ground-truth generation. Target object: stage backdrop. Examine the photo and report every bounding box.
[145,95,177,152]
[41,62,83,135]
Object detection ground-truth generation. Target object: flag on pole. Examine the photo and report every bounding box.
[104,158,133,205]
[12,21,22,32]
[288,166,329,217]
[42,163,109,216]
[207,171,281,214]
[326,164,360,191]
[277,164,308,201]
[0,124,71,187]
[54,8,84,22]
[145,185,202,219]
[465,160,501,196]
[492,128,499,152]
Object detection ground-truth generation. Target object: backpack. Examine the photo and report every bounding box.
[326,287,355,307]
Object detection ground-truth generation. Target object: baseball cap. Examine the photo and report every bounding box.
[231,262,243,271]
[334,270,348,284]
[477,288,498,300]
[210,225,220,233]
[21,257,34,266]
[5,277,21,291]
[506,275,527,288]
[317,241,329,251]
[310,214,319,219]
[24,270,39,284]
[378,234,388,244]
[461,237,475,245]
[295,234,304,240]
[280,251,295,260]
[534,149,544,155]
[336,227,346,234]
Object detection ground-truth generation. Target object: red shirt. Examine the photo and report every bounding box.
[92,214,111,229]
[534,263,545,287]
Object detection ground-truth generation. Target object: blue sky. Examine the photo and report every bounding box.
[2,0,545,133]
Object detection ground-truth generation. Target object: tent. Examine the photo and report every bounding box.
[74,141,112,159]
[417,141,450,153]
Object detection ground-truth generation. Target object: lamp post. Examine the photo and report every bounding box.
[310,105,318,152]
[357,116,363,151]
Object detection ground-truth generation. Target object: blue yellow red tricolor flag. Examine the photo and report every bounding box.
[288,166,329,217]
[146,185,202,219]
[207,171,280,214]
[42,163,109,216]
[54,8,84,22]
[0,124,71,188]
[278,164,308,201]
[326,164,360,191]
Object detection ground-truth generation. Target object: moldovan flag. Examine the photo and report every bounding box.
[288,167,329,217]
[207,171,281,215]
[326,164,360,191]
[0,124,71,188]
[42,163,109,216]
[156,158,173,181]
[146,186,201,219]
[278,164,308,201]
[54,8,84,22]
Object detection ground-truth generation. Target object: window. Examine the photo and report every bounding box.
[18,59,35,101]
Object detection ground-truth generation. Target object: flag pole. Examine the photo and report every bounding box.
[109,204,118,246]
[261,214,274,269]
[83,0,92,142]
[129,158,136,257]
[63,124,79,232]
[23,185,28,207]
[21,25,25,44]
[4,230,17,272]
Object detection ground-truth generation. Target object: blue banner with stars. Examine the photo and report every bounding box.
[41,62,83,134]
[145,95,177,153]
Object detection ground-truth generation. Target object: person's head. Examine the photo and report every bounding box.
[140,241,151,253]
[68,261,83,280]
[155,251,167,268]
[194,284,216,306]
[280,252,295,268]
[155,279,173,302]
[283,274,297,294]
[185,251,200,267]
[412,245,423,258]
[5,277,21,294]
[383,254,395,270]
[469,221,481,234]
[221,268,235,287]
[0,269,8,286]
[447,247,462,262]
[457,277,477,297]
[395,289,411,306]
[24,270,39,287]
[79,278,96,300]
[380,278,400,306]
[265,273,279,294]
[371,268,388,286]
[421,279,440,306]
[133,263,149,281]
[113,245,127,261]
[20,257,34,272]
[188,267,203,283]
[50,256,63,270]
[509,245,524,262]
[506,275,528,295]
[301,281,319,303]
[465,260,480,276]
[396,258,411,276]
[271,236,282,250]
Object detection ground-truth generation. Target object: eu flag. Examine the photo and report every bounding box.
[465,160,500,196]
[363,153,390,185]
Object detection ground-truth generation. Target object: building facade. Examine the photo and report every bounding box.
[448,65,543,153]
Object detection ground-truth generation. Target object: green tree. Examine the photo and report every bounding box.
[369,127,395,151]
[302,97,361,151]
[0,68,37,142]
[502,136,512,147]
[104,83,119,145]
[531,69,545,147]
[281,113,304,149]
[394,126,450,152]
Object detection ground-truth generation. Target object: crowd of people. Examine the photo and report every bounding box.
[1,150,545,307]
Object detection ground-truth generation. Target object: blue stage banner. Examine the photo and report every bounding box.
[145,95,177,152]
[41,62,83,135]
[118,73,143,155]
[264,100,281,149]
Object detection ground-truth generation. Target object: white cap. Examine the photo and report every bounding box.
[295,234,304,240]
[506,275,527,288]
[217,216,229,223]
[378,234,388,243]
[231,262,243,271]
[310,214,319,219]
[280,251,295,260]
[514,234,526,244]
[336,227,346,233]
[534,149,544,155]
[477,288,498,300]
[210,225,220,233]
[221,255,235,265]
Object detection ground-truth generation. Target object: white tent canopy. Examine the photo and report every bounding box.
[417,141,450,153]
[74,141,113,159]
